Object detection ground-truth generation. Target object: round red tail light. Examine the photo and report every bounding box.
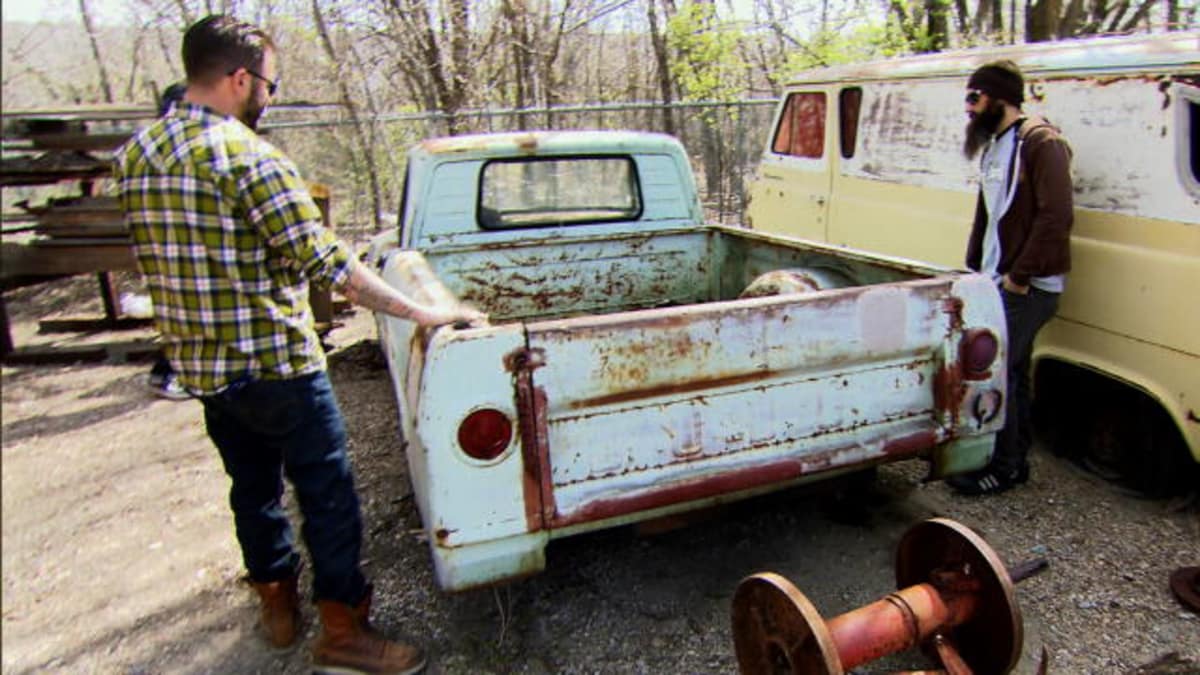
[457,408,513,461]
[961,329,999,376]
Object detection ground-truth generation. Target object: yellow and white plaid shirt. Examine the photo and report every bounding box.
[114,103,352,394]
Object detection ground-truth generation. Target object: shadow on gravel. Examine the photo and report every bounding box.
[414,468,942,673]
[10,584,258,675]
[1,398,149,445]
[326,338,389,376]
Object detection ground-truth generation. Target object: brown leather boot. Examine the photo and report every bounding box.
[313,588,426,675]
[251,574,302,649]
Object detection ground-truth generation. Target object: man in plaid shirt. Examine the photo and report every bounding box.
[114,15,482,674]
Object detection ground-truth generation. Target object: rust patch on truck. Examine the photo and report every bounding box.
[942,295,965,334]
[510,348,554,531]
[550,428,944,529]
[549,457,808,528]
[571,370,775,409]
[934,362,965,427]
[883,429,939,456]
[504,346,546,374]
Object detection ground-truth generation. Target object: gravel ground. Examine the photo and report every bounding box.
[2,274,1197,674]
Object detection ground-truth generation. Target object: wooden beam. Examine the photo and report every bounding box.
[30,133,130,152]
[1,340,161,365]
[1,241,136,278]
[38,316,153,334]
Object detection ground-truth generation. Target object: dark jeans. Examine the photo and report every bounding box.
[992,286,1059,474]
[202,371,368,605]
[150,353,173,377]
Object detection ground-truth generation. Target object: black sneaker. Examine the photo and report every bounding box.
[946,464,1029,496]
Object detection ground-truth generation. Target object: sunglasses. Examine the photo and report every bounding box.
[229,67,279,96]
[965,90,985,105]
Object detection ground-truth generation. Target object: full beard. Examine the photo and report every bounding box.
[963,102,1005,159]
[239,92,267,131]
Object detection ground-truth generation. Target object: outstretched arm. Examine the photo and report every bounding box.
[341,258,487,328]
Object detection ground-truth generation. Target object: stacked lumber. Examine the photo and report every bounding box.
[1,112,143,247]
[20,196,128,242]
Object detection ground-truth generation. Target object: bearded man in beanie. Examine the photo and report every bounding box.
[948,59,1074,495]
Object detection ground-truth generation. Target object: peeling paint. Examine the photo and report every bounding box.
[373,131,1009,590]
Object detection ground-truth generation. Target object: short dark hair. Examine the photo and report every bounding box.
[181,15,275,85]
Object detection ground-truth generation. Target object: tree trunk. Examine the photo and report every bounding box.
[1105,0,1132,32]
[889,0,922,48]
[446,0,471,134]
[646,0,676,136]
[311,0,385,230]
[1119,0,1157,30]
[954,0,971,38]
[501,0,533,128]
[124,29,145,101]
[78,0,115,103]
[1026,0,1063,41]
[1059,0,1087,35]
[926,0,951,51]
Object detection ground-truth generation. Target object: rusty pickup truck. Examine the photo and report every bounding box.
[366,130,1007,591]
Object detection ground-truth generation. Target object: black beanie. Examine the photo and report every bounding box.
[968,63,1024,105]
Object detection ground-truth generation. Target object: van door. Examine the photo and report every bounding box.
[825,80,977,268]
[747,91,833,241]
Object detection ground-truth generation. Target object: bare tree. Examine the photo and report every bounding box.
[646,0,677,134]
[79,0,116,102]
[311,0,386,229]
[373,0,474,135]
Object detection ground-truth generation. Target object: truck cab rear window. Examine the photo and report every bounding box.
[478,157,642,229]
[771,92,826,159]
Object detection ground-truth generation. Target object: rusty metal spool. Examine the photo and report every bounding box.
[1170,566,1200,613]
[732,518,1029,675]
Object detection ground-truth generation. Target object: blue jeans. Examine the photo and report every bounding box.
[202,371,368,605]
[993,286,1059,474]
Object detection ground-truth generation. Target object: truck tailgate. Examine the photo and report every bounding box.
[523,279,960,528]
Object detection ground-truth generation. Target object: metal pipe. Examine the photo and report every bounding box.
[825,582,979,670]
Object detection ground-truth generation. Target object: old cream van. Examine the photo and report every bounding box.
[747,32,1199,494]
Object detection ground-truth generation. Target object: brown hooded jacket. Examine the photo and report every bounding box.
[965,114,1074,287]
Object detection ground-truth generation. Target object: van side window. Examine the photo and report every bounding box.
[839,87,863,159]
[1179,85,1200,199]
[772,92,826,159]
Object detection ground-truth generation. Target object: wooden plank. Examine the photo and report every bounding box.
[0,294,12,358]
[0,152,113,186]
[1,241,136,278]
[32,198,123,226]
[30,237,132,246]
[0,167,111,187]
[35,225,129,238]
[1,340,161,366]
[38,317,154,333]
[2,106,154,122]
[30,133,131,152]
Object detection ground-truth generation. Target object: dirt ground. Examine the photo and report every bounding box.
[2,274,1198,675]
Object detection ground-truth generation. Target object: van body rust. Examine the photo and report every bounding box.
[748,32,1200,475]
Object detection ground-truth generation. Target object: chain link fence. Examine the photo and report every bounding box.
[263,99,779,233]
